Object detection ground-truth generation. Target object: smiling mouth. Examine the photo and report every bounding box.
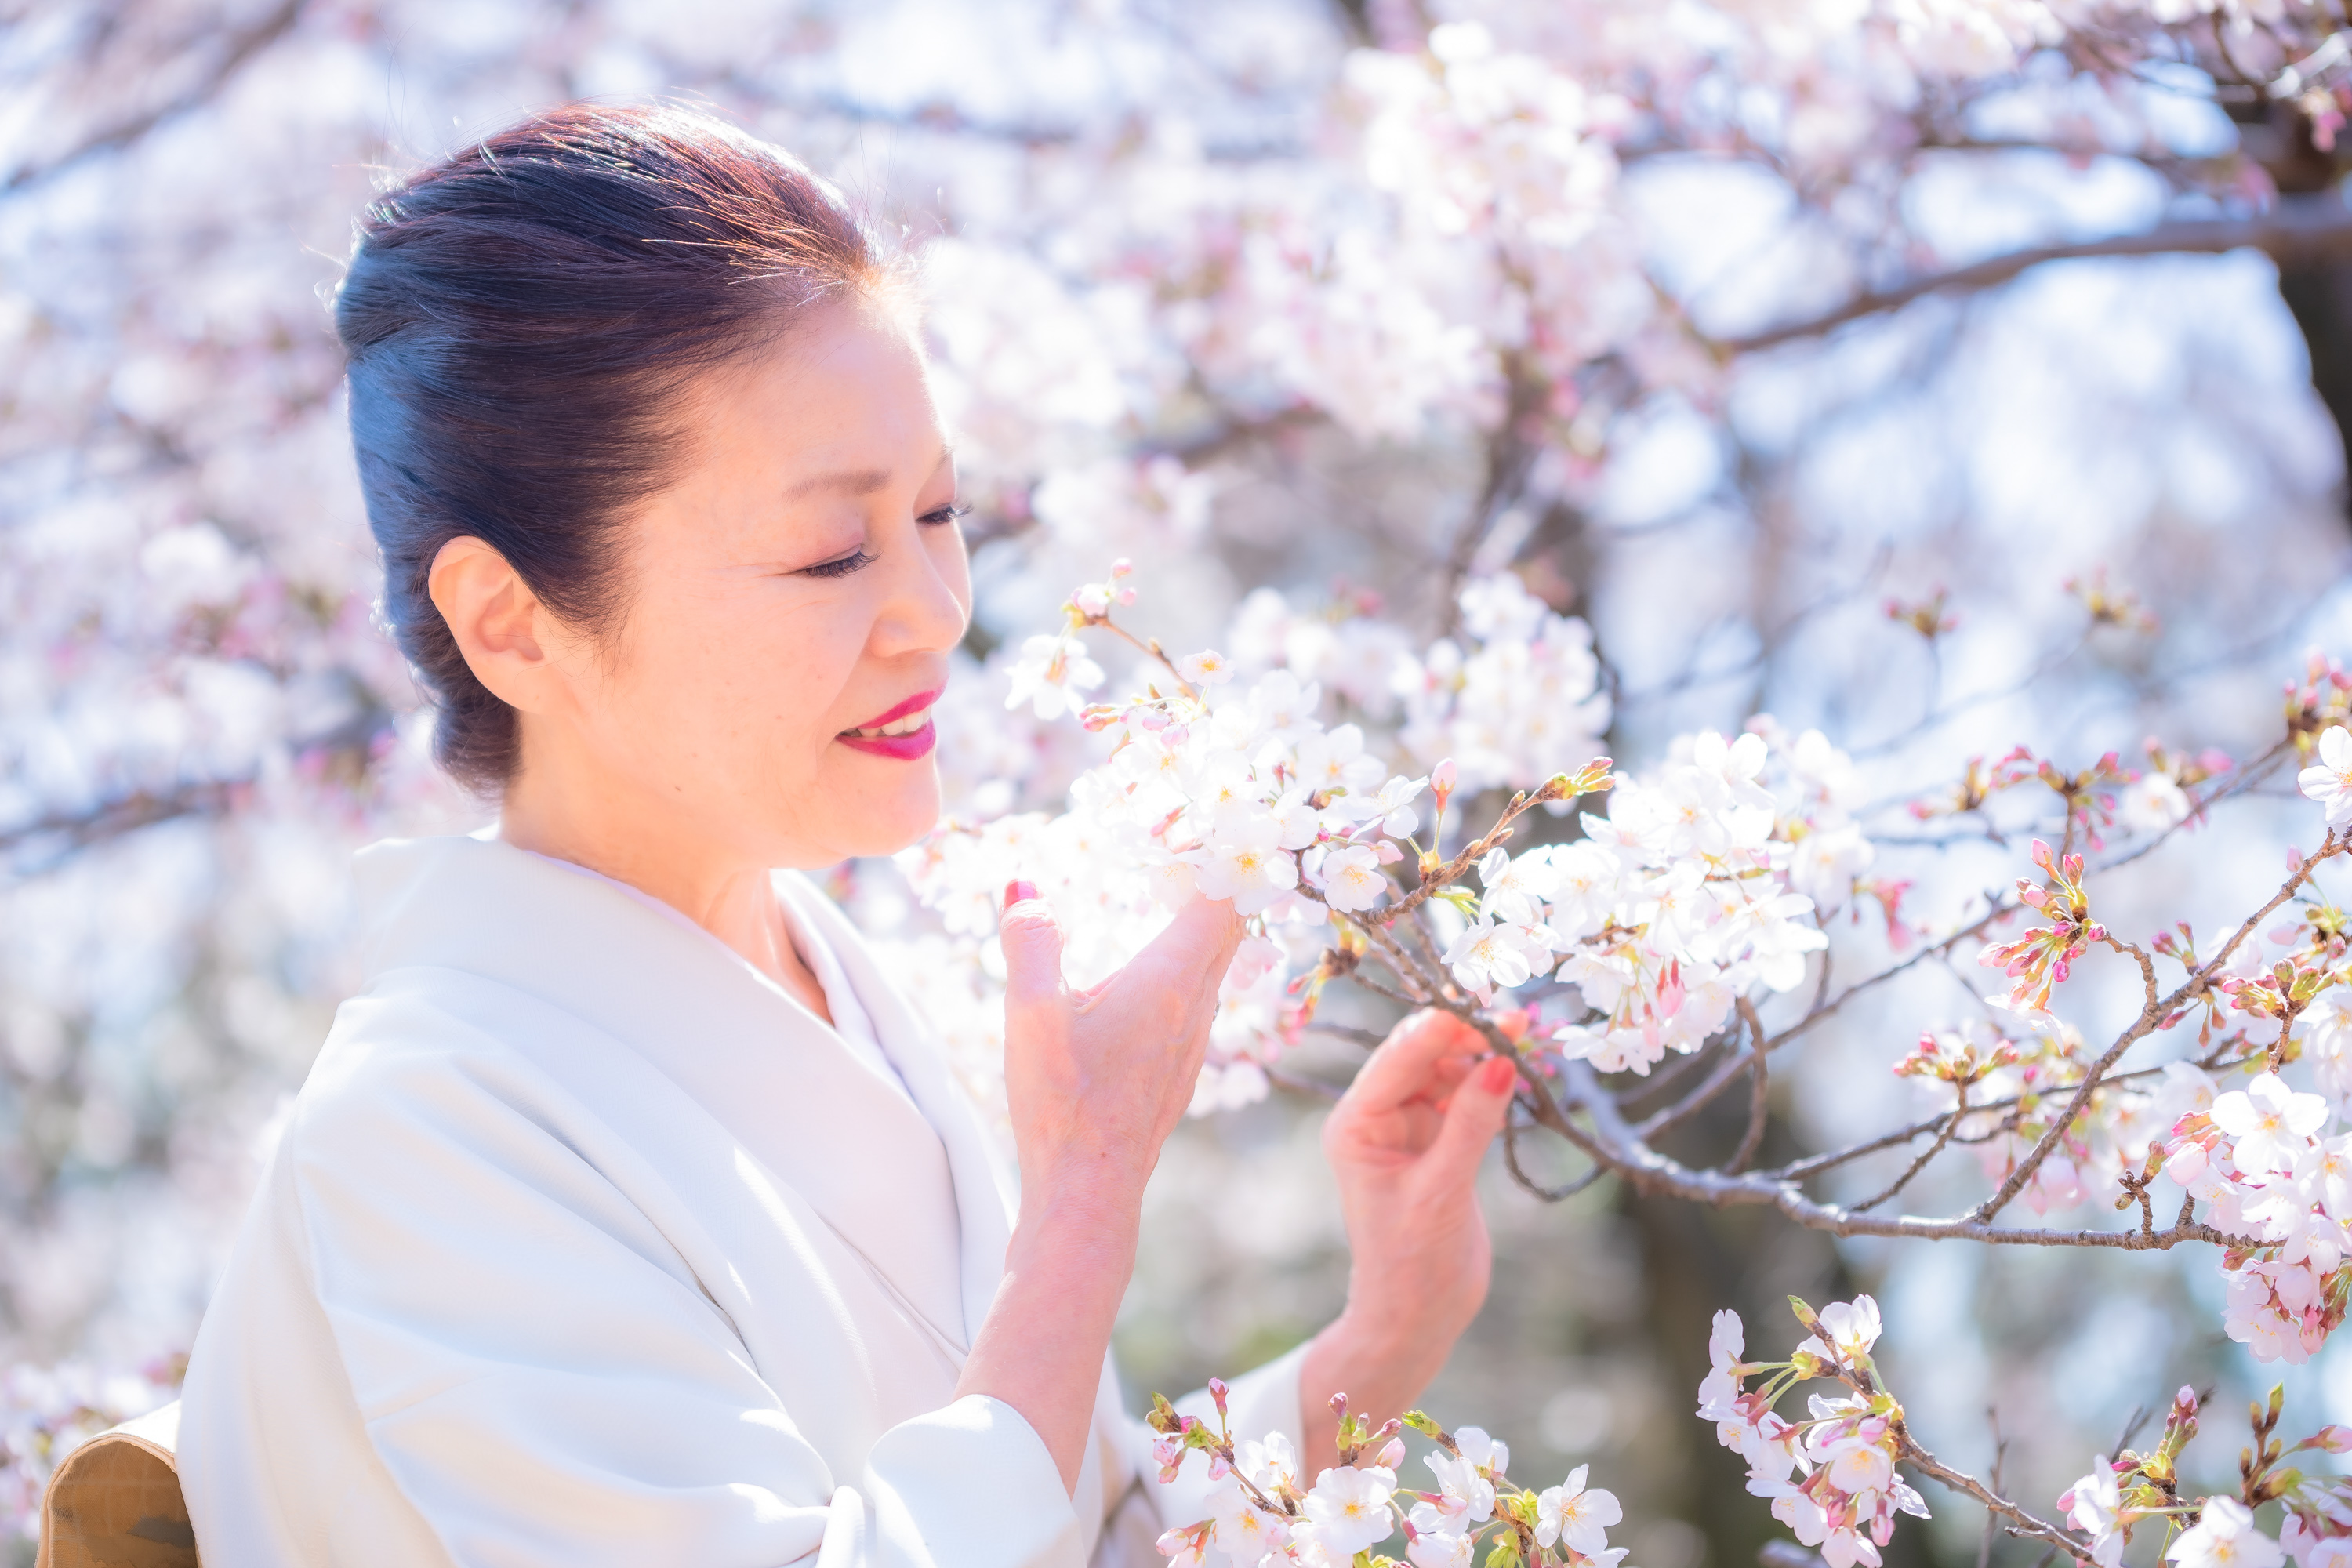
[837,688,942,758]
[841,705,932,739]
[840,688,941,739]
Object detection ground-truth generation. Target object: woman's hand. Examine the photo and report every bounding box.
[956,884,1243,1490]
[1301,1009,1518,1458]
[995,884,1243,1201]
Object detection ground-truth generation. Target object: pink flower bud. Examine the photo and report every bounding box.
[1432,757,1457,797]
[2314,1425,2352,1454]
[1375,1436,1406,1469]
[1208,1377,1229,1416]
[2167,1140,2208,1184]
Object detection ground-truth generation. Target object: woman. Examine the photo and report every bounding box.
[176,103,1518,1566]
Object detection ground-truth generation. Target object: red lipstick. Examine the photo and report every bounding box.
[837,687,941,760]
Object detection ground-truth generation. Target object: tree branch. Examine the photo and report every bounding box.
[1719,199,2352,355]
[3,0,307,197]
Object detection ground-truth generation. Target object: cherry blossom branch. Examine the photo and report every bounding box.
[1343,910,1449,1004]
[1762,903,2013,1055]
[1635,1045,1762,1141]
[1075,608,1201,702]
[0,780,242,866]
[1727,1028,1771,1174]
[1717,198,2352,355]
[1761,1042,2269,1186]
[2088,739,2296,877]
[1373,767,1607,928]
[1851,1082,1970,1213]
[1,0,305,197]
[1501,1110,1606,1203]
[1485,1051,2267,1249]
[1893,1429,2083,1556]
[1971,833,2344,1224]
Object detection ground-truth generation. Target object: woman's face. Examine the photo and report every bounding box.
[517,299,971,870]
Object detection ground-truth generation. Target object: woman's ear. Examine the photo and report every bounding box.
[428,536,556,713]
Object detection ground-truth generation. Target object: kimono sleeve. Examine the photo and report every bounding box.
[182,1019,1083,1568]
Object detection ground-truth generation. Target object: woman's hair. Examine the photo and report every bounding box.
[338,103,895,792]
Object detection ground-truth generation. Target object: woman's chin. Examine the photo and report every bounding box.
[825,773,942,860]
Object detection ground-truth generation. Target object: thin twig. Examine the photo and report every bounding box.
[1728,998,1771,1174]
[1501,1112,1606,1203]
[1980,1408,2009,1568]
[1267,1067,1344,1102]
[1853,1080,1972,1212]
[1897,1429,2083,1557]
[1764,903,2013,1055]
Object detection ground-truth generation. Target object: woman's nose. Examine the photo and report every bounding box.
[871,533,969,656]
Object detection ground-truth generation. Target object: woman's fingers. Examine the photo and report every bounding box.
[1421,1053,1518,1192]
[1109,892,1243,1023]
[1347,1010,1490,1113]
[998,887,1067,1012]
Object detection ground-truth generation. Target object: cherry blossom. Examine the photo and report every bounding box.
[2170,1498,2287,1568]
[1534,1465,1621,1553]
[1299,1464,1398,1555]
[1314,843,1391,914]
[1154,1387,1622,1568]
[2214,1076,2333,1178]
[2301,728,2352,829]
[1442,918,1555,996]
[2056,1457,2126,1568]
[1004,633,1106,720]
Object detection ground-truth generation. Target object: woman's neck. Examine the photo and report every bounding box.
[495,778,835,1024]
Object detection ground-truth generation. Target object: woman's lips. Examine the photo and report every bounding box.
[838,722,935,760]
[837,688,941,760]
[848,688,941,732]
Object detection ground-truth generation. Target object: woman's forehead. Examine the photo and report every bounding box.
[709,311,946,481]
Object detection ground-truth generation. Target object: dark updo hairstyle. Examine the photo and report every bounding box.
[338,103,897,792]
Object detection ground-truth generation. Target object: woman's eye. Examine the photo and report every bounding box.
[800,548,877,580]
[919,501,973,528]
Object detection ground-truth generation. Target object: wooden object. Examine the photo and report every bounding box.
[35,1402,197,1568]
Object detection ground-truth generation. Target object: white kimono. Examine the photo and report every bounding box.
[176,834,1305,1566]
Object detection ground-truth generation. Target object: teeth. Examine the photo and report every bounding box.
[849,706,931,739]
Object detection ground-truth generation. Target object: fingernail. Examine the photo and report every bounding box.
[1004,880,1040,907]
[1479,1054,1518,1093]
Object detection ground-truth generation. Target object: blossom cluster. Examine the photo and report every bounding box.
[1151,1383,1623,1568]
[895,572,1892,1113]
[1697,1296,1929,1568]
[2054,1383,2352,1568]
[2161,1070,2352,1365]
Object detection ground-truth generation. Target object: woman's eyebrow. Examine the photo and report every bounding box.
[781,467,890,502]
[779,445,956,503]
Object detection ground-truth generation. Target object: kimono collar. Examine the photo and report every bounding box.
[350,833,1015,1357]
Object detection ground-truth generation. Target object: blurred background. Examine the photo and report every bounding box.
[5,0,2352,1563]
